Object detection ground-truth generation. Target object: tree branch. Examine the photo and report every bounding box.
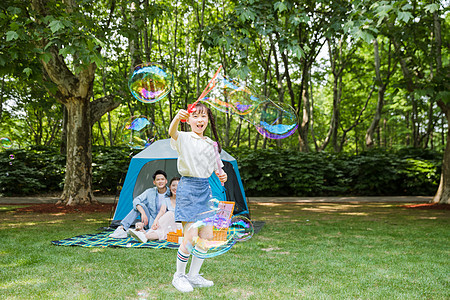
[89,94,120,126]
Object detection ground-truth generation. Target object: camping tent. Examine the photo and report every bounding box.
[111,139,249,225]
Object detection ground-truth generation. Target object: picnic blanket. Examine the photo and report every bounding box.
[51,229,179,249]
[51,221,265,249]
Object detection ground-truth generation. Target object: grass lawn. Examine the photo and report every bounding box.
[0,201,449,299]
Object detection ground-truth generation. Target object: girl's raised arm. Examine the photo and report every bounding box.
[169,109,189,141]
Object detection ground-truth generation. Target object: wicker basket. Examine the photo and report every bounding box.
[213,229,228,241]
[167,232,183,243]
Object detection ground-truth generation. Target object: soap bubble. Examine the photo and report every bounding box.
[128,62,173,103]
[184,215,237,259]
[200,74,298,139]
[121,116,158,149]
[9,154,15,160]
[184,213,254,259]
[201,75,262,116]
[1,137,12,149]
[229,215,254,242]
[208,198,220,211]
[253,100,298,139]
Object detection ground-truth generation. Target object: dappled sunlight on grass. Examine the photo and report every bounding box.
[339,212,369,216]
[90,248,106,253]
[230,287,255,299]
[0,277,46,290]
[0,206,26,212]
[0,258,29,268]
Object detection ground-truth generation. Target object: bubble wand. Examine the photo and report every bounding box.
[181,65,223,122]
[213,141,224,186]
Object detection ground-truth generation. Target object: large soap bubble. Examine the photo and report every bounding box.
[121,116,158,149]
[1,137,12,149]
[128,62,173,103]
[184,200,254,259]
[253,100,299,139]
[199,73,298,139]
[185,216,237,259]
[201,75,262,116]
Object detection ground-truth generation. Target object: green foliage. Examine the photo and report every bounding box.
[0,146,134,196]
[0,146,442,197]
[91,146,132,194]
[0,147,65,196]
[227,147,441,197]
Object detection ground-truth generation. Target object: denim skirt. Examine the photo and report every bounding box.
[175,176,214,222]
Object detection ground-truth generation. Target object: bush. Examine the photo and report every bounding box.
[226,147,441,197]
[91,146,133,194]
[0,146,442,197]
[0,146,133,196]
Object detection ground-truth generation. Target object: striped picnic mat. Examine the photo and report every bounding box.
[51,229,179,249]
[52,221,264,249]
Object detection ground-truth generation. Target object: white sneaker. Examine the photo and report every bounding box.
[187,274,214,288]
[172,272,194,293]
[109,226,127,239]
[129,229,148,243]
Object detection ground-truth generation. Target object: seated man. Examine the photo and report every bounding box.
[109,170,170,238]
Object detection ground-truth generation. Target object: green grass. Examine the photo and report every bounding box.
[0,202,449,299]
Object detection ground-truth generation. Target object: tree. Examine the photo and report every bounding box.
[431,5,450,204]
[1,0,120,204]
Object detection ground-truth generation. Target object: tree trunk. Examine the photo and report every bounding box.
[59,98,94,205]
[432,102,450,204]
[195,0,206,98]
[431,9,448,204]
[366,39,389,148]
[298,67,311,152]
[0,75,4,122]
[60,104,68,154]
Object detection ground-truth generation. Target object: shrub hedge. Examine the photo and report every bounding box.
[0,146,442,197]
[226,147,442,197]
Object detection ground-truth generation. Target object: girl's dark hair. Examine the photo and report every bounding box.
[192,102,222,153]
[168,177,180,197]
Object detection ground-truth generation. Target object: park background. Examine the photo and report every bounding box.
[0,0,449,204]
[0,2,449,299]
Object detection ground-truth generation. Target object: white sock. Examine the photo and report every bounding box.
[176,248,190,275]
[188,246,206,276]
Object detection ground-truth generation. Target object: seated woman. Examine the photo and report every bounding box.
[130,177,180,243]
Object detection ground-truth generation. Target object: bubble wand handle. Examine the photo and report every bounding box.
[181,65,223,122]
[213,141,224,186]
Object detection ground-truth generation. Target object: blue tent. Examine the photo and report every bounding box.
[112,139,249,223]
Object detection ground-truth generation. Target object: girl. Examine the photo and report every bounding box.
[168,102,227,293]
[129,177,180,243]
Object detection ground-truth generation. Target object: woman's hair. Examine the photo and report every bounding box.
[168,177,180,197]
[193,102,222,152]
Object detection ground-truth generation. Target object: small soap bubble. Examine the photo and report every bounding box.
[229,215,254,242]
[9,154,15,160]
[121,115,158,149]
[209,198,220,211]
